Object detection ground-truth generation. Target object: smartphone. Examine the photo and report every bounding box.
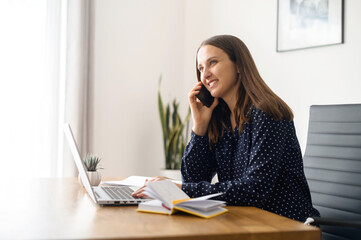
[195,84,214,108]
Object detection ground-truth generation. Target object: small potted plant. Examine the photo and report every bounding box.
[79,154,103,186]
[158,76,191,180]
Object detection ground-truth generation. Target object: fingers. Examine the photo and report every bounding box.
[188,82,202,105]
[131,176,167,197]
[147,176,167,182]
[131,185,146,197]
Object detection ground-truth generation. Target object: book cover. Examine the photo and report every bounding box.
[136,180,228,218]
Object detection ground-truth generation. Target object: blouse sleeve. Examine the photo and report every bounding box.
[181,109,289,207]
[181,131,217,183]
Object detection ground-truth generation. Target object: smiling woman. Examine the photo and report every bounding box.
[197,45,239,104]
[180,35,320,223]
[193,35,294,144]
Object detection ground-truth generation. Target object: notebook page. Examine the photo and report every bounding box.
[147,180,189,208]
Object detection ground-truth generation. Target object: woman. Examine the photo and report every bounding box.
[134,35,320,222]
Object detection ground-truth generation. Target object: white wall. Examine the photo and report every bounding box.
[90,0,361,177]
[89,0,186,177]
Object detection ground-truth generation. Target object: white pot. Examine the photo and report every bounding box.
[160,169,182,181]
[78,171,102,186]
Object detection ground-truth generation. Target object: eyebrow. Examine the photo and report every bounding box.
[198,56,218,68]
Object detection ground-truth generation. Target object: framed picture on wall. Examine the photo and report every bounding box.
[277,0,344,52]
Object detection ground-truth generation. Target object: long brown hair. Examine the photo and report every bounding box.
[196,35,293,144]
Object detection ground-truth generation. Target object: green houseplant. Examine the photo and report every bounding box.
[79,154,103,186]
[84,155,102,171]
[158,76,191,170]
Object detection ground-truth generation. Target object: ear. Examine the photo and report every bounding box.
[236,67,240,74]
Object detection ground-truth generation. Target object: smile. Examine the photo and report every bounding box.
[208,80,218,89]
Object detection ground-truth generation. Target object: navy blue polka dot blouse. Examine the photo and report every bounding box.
[181,106,320,222]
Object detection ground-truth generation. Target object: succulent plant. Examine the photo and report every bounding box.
[83,154,103,172]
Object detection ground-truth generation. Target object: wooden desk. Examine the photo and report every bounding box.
[0,178,320,240]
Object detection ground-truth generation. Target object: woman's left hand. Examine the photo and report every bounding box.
[131,176,182,198]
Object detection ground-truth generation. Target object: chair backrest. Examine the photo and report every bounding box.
[304,104,361,240]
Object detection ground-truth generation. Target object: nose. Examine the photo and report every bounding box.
[202,67,212,81]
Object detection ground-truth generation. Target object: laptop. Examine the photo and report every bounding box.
[64,123,149,206]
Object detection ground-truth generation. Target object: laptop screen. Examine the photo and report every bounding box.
[63,123,97,203]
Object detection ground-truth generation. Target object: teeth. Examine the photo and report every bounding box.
[209,81,216,88]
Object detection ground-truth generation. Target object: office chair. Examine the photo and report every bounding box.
[303,104,361,240]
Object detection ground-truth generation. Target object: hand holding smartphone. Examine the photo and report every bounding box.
[195,84,214,108]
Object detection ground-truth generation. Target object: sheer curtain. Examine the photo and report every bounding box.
[61,0,90,177]
[0,0,90,178]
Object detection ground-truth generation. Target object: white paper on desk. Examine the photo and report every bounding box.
[102,176,182,188]
[101,176,151,187]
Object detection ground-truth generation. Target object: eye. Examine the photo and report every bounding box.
[210,60,217,65]
[198,66,204,72]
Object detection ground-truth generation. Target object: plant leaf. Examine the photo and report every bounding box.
[157,76,192,170]
[165,104,170,139]
[84,154,102,171]
[158,76,167,150]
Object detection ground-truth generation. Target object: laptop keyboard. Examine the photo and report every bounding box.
[101,186,135,200]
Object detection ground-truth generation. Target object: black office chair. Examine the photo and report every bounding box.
[303,104,361,240]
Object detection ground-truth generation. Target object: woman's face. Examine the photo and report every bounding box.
[197,45,239,102]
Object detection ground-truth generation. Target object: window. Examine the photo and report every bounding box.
[0,0,61,178]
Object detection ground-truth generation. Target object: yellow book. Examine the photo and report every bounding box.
[136,180,228,219]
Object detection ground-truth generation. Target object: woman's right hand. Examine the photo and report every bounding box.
[189,82,218,136]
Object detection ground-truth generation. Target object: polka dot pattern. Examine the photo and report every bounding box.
[181,107,320,222]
